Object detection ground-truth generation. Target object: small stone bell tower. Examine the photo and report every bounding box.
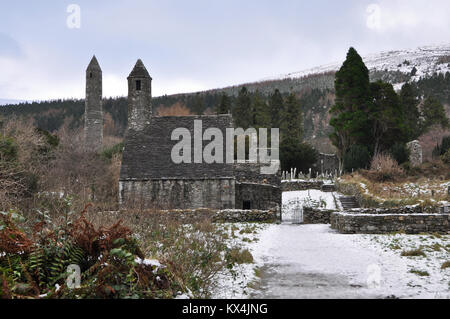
[84,55,103,151]
[127,59,152,131]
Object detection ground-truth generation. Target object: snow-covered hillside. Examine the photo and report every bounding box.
[267,44,450,88]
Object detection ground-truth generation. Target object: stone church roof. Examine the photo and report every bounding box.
[120,114,234,180]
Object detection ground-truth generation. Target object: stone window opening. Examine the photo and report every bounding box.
[89,72,93,78]
[136,80,141,91]
[243,200,251,210]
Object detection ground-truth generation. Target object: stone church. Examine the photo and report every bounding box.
[84,57,281,212]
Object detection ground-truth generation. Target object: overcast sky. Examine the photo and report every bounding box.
[1,0,450,101]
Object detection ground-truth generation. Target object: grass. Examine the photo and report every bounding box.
[431,243,443,252]
[441,261,450,270]
[401,249,426,257]
[337,171,450,208]
[227,248,254,265]
[409,269,430,277]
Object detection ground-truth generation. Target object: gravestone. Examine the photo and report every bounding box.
[406,140,422,167]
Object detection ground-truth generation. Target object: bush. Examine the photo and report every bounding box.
[0,135,18,162]
[226,248,254,265]
[101,142,124,161]
[433,136,450,158]
[280,140,318,173]
[368,153,404,182]
[0,207,185,299]
[389,143,410,164]
[442,149,450,164]
[344,144,371,172]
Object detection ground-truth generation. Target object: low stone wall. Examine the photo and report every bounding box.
[331,209,450,234]
[303,207,336,224]
[281,180,324,192]
[214,209,279,223]
[115,208,279,224]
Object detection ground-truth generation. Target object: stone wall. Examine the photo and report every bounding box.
[281,180,323,192]
[114,208,278,224]
[235,183,281,213]
[331,209,449,234]
[119,178,236,210]
[214,209,279,223]
[303,207,336,224]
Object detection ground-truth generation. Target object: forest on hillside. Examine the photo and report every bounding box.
[1,70,449,155]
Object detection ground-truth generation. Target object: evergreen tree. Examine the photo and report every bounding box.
[399,83,421,140]
[421,97,449,131]
[281,93,303,143]
[269,89,284,129]
[280,140,318,173]
[368,81,406,155]
[216,93,231,115]
[191,93,205,115]
[253,92,271,129]
[233,87,253,128]
[330,47,371,170]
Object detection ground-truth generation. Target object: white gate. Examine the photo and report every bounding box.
[282,199,303,224]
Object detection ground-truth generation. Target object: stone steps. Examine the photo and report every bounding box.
[339,196,360,210]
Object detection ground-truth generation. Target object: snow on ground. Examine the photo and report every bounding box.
[282,190,340,221]
[212,190,449,299]
[248,225,449,299]
[261,44,450,87]
[213,223,270,299]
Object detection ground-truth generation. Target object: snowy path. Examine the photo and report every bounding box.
[247,224,449,299]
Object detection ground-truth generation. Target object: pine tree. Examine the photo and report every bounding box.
[216,93,231,115]
[330,47,371,170]
[399,83,421,141]
[269,89,284,129]
[368,81,406,155]
[421,97,449,131]
[253,92,271,129]
[281,93,303,143]
[233,87,253,128]
[191,93,205,115]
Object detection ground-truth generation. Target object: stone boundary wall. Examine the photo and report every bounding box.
[303,207,336,224]
[214,209,279,223]
[114,208,279,224]
[281,180,324,192]
[331,211,449,234]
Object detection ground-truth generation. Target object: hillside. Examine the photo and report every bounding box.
[1,44,450,154]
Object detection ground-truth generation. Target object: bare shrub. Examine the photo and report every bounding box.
[156,102,193,116]
[39,123,120,213]
[0,117,47,211]
[366,153,404,182]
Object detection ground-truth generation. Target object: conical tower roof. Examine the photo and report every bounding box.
[128,59,151,79]
[87,55,102,72]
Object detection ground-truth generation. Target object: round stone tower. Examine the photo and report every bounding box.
[84,55,103,151]
[127,59,152,131]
